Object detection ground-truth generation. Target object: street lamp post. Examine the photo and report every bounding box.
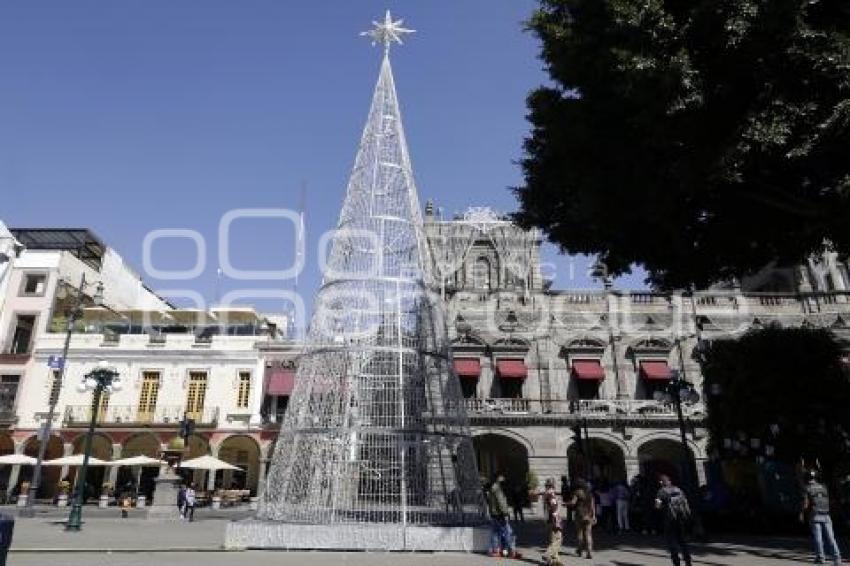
[66,361,122,531]
[22,274,104,516]
[654,370,700,493]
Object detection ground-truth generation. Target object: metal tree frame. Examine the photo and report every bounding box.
[236,14,487,550]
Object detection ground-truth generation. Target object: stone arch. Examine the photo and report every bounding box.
[121,432,161,458]
[70,432,115,494]
[636,437,698,487]
[472,428,534,457]
[22,434,64,498]
[116,433,162,500]
[567,434,627,484]
[473,432,530,490]
[565,337,607,350]
[635,431,705,459]
[216,434,261,494]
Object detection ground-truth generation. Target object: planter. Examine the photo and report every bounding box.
[136,495,146,507]
[249,496,259,511]
[57,493,69,507]
[98,494,109,508]
[211,495,222,510]
[16,494,27,507]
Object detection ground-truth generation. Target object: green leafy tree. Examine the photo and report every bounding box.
[701,327,850,473]
[516,0,850,289]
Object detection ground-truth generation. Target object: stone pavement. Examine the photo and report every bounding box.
[3,507,845,565]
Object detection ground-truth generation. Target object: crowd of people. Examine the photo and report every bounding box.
[484,469,848,565]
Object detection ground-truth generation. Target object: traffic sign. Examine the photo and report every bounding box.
[47,355,64,370]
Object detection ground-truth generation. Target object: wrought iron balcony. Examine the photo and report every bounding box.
[63,404,219,427]
[463,397,705,424]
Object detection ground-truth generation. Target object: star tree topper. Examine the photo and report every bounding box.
[360,10,415,53]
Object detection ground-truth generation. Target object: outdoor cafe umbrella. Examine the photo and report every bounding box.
[177,455,240,490]
[0,454,37,466]
[43,454,109,466]
[44,454,110,498]
[177,455,240,471]
[111,455,166,497]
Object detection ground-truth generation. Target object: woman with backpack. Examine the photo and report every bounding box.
[654,474,692,566]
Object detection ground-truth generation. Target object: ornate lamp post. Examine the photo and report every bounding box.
[23,275,104,516]
[654,369,700,490]
[66,361,122,531]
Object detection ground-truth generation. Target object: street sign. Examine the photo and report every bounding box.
[47,355,64,370]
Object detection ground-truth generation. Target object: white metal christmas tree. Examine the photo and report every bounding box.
[227,12,487,551]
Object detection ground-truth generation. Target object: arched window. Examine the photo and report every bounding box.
[473,257,491,290]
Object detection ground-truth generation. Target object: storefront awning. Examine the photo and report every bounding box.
[497,359,527,380]
[572,359,605,381]
[265,368,296,396]
[639,360,672,381]
[453,358,481,379]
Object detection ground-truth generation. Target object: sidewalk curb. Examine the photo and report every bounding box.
[10,547,239,553]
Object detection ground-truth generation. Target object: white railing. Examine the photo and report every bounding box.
[63,404,219,426]
[465,398,705,419]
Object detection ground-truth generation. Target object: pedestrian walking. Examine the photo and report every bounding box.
[177,483,187,520]
[566,478,596,560]
[655,474,692,566]
[542,478,565,565]
[511,481,527,523]
[614,480,631,532]
[184,483,196,522]
[486,474,521,559]
[597,482,614,532]
[801,470,842,565]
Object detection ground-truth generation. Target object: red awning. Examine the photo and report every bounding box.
[640,360,672,381]
[265,368,296,396]
[497,359,527,380]
[572,359,605,381]
[453,358,481,379]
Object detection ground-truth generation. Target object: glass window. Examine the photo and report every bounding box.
[22,274,47,295]
[0,375,20,413]
[237,371,251,409]
[10,315,36,354]
[185,371,208,420]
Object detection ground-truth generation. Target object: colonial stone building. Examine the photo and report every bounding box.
[1,217,848,503]
[424,204,850,492]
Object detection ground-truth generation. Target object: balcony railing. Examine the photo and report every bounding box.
[464,397,705,420]
[63,405,219,427]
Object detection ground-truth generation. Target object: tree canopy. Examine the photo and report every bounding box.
[700,326,850,472]
[515,0,850,289]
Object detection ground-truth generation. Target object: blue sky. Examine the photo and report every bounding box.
[0,1,644,318]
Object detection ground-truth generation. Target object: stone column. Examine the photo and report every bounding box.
[207,445,219,491]
[6,442,24,499]
[607,293,629,399]
[108,444,122,486]
[625,457,641,483]
[694,458,708,487]
[256,457,269,497]
[61,442,73,481]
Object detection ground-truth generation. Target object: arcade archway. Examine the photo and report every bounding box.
[568,437,626,484]
[473,433,529,489]
[23,435,63,498]
[217,435,261,493]
[637,438,696,485]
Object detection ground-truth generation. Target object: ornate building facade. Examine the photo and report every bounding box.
[1,217,848,503]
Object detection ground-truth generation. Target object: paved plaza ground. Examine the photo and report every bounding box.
[2,506,846,565]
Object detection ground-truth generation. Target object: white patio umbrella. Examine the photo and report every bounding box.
[177,455,240,471]
[111,455,165,467]
[178,455,241,491]
[0,454,36,465]
[43,454,109,466]
[112,455,166,498]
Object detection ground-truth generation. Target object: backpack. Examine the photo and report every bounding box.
[666,488,691,522]
[807,483,831,516]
